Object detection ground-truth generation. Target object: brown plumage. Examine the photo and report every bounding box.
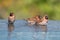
[8,12,15,24]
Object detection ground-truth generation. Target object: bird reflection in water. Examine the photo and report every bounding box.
[33,25,47,40]
[8,24,14,32]
[40,25,47,40]
[8,23,14,40]
[40,25,47,32]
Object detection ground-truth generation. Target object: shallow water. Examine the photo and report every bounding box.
[0,20,60,40]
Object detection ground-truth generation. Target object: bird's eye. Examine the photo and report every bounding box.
[45,16,48,19]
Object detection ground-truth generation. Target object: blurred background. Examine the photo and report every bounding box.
[0,0,60,20]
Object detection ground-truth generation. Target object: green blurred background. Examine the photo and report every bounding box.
[0,0,60,20]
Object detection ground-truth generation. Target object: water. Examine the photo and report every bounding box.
[0,20,60,40]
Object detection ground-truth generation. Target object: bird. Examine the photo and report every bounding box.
[24,15,42,25]
[25,17,36,25]
[36,15,48,26]
[8,12,15,24]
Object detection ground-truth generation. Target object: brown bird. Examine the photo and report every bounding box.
[36,15,48,25]
[26,17,36,25]
[8,12,15,24]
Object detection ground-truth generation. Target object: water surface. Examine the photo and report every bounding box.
[0,20,60,40]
